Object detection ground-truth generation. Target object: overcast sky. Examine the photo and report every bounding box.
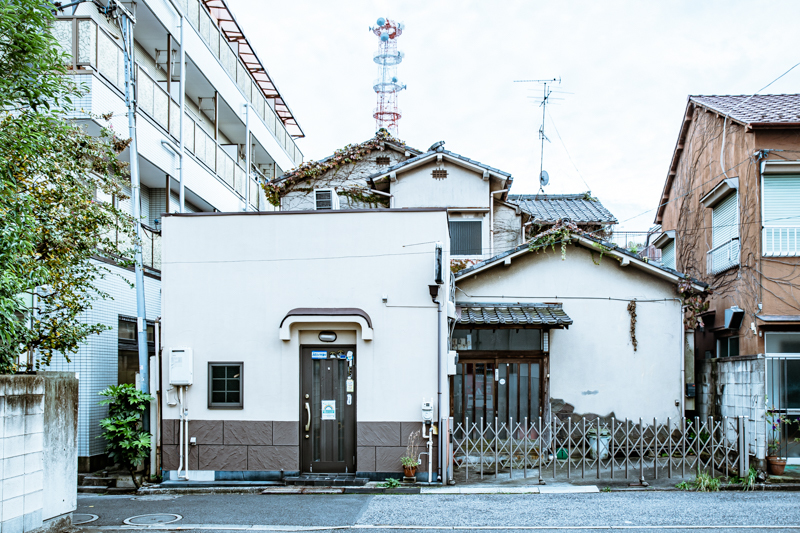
[227,0,799,231]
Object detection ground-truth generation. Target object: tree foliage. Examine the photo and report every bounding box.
[98,384,154,488]
[0,0,135,372]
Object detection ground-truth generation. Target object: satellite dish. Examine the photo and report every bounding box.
[540,170,550,187]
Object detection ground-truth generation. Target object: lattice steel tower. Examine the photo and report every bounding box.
[370,17,406,135]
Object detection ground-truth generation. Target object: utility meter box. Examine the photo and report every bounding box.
[421,400,434,423]
[447,350,458,376]
[169,348,193,386]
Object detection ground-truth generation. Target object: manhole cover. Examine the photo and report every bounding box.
[73,514,99,525]
[124,514,182,525]
[130,495,182,501]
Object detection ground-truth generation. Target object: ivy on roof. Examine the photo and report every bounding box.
[262,129,405,207]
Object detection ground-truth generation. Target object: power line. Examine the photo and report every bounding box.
[547,111,591,192]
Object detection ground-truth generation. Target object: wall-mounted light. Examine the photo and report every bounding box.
[318,331,337,342]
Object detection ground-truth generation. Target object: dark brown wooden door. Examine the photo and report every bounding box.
[301,346,356,473]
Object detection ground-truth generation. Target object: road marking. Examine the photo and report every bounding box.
[86,524,800,531]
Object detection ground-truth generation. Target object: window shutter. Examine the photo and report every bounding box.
[661,240,675,270]
[315,190,332,210]
[450,221,482,255]
[764,176,800,226]
[712,192,738,247]
[710,192,739,273]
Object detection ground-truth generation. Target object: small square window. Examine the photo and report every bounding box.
[208,363,243,408]
[717,337,739,358]
[376,156,390,166]
[432,169,448,180]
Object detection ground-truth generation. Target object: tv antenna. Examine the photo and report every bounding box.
[514,77,561,193]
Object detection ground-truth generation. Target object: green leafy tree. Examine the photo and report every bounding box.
[0,0,135,372]
[98,384,154,488]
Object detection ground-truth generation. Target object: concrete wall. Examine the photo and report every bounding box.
[456,243,684,421]
[160,209,450,475]
[698,356,766,462]
[1,373,78,533]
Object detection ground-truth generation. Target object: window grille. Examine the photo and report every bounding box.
[661,240,675,270]
[432,169,448,180]
[376,156,390,166]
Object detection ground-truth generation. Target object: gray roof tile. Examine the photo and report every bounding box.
[456,303,573,327]
[508,194,617,224]
[690,94,800,125]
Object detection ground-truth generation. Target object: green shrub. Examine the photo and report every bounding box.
[98,384,154,488]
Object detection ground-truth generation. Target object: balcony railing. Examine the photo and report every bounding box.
[707,238,739,275]
[763,226,800,257]
[56,7,303,169]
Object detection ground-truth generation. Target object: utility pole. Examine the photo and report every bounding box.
[57,0,148,394]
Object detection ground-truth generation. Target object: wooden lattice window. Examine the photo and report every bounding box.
[376,156,390,166]
[432,169,448,180]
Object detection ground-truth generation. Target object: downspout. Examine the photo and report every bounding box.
[179,14,185,213]
[679,298,685,419]
[434,291,442,483]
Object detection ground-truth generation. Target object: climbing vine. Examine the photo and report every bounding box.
[450,258,479,273]
[677,279,711,329]
[627,300,638,352]
[528,220,582,260]
[261,129,405,207]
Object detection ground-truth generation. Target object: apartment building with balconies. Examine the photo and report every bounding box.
[47,0,305,471]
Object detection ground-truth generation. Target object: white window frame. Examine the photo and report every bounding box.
[761,171,800,257]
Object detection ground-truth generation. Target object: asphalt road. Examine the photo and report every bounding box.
[77,491,800,532]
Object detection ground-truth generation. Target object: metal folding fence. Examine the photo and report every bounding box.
[451,416,748,483]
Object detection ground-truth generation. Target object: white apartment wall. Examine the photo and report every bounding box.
[160,210,449,423]
[391,161,490,209]
[456,245,684,421]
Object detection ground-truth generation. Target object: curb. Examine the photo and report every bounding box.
[131,482,800,496]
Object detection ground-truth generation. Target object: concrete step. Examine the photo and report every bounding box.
[78,485,137,495]
[81,476,115,487]
[285,475,368,487]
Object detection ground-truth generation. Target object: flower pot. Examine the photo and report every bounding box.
[587,428,611,461]
[403,465,417,478]
[767,457,787,476]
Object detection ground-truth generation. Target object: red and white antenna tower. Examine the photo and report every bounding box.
[370,17,406,135]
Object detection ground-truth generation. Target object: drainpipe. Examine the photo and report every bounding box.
[179,14,185,213]
[369,189,394,208]
[244,103,251,211]
[490,189,509,256]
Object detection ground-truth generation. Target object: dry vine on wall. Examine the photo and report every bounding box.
[627,300,638,352]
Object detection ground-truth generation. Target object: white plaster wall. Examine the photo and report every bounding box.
[391,161,490,209]
[456,244,684,421]
[160,210,450,423]
[492,202,522,255]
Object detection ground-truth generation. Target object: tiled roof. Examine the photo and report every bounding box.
[456,303,572,327]
[508,194,617,224]
[454,230,709,289]
[367,146,512,181]
[690,94,800,126]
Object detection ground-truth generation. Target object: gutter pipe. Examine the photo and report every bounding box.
[179,13,185,213]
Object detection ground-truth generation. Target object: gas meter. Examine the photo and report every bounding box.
[421,399,434,424]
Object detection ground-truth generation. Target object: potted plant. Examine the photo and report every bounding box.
[766,438,787,476]
[401,430,421,479]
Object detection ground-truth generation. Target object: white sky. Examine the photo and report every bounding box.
[227,0,800,230]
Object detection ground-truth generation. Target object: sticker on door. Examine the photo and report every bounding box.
[311,351,327,359]
[321,400,336,420]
